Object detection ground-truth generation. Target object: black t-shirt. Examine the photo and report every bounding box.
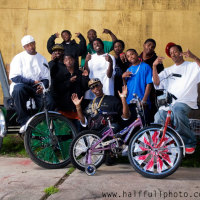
[84,95,123,130]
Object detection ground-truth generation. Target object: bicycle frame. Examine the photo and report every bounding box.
[86,116,143,165]
[154,106,185,155]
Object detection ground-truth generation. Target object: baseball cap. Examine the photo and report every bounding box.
[165,42,176,57]
[88,78,101,89]
[21,35,35,47]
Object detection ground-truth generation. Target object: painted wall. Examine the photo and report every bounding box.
[0,0,200,103]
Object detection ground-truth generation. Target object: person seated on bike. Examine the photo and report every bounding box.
[153,42,200,154]
[71,78,130,165]
[122,49,152,125]
[71,78,130,131]
[9,35,54,133]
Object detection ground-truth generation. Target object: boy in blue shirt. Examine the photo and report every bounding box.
[122,49,152,124]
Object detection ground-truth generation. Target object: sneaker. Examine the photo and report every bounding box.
[19,125,26,134]
[0,131,6,138]
[185,147,195,154]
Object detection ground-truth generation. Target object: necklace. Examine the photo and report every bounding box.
[131,63,141,76]
[92,95,105,115]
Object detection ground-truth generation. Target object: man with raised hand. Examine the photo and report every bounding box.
[153,42,200,154]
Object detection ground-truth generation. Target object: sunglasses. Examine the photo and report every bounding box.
[89,83,101,90]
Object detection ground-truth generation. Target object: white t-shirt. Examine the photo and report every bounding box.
[9,51,50,94]
[84,53,116,99]
[154,61,200,109]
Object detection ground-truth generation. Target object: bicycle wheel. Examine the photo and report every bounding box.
[24,113,77,169]
[128,125,183,179]
[70,130,105,171]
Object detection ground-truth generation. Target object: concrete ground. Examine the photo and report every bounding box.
[1,157,200,200]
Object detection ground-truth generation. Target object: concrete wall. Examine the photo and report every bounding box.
[0,0,200,103]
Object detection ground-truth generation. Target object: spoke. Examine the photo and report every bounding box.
[149,130,160,146]
[134,142,151,153]
[157,156,168,173]
[144,154,154,172]
[138,132,153,148]
[134,153,151,165]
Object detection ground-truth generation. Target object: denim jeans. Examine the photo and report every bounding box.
[12,83,55,125]
[154,102,196,148]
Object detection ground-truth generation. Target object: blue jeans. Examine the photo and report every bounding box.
[154,102,196,148]
[12,84,55,125]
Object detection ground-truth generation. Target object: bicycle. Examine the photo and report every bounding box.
[70,94,145,175]
[23,82,77,169]
[128,74,200,179]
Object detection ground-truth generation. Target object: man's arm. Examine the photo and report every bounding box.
[118,85,130,119]
[142,84,152,104]
[105,54,113,78]
[47,33,59,54]
[71,93,85,125]
[84,53,91,73]
[75,33,87,56]
[182,49,200,67]
[152,57,165,86]
[103,29,117,42]
[11,76,35,85]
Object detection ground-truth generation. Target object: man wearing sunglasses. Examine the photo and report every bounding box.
[71,78,130,130]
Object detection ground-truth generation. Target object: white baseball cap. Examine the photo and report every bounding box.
[21,35,35,47]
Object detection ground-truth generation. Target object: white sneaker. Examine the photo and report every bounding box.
[0,132,6,138]
[122,145,128,156]
[19,125,26,134]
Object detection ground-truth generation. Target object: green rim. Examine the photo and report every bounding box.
[30,117,73,164]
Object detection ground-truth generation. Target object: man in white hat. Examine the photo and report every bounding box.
[9,35,53,133]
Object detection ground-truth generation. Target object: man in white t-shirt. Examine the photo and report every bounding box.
[9,35,53,133]
[152,42,200,154]
[84,38,116,100]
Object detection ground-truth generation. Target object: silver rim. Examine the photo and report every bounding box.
[129,128,181,175]
[73,134,104,168]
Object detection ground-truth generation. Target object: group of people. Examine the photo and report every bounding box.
[8,28,200,156]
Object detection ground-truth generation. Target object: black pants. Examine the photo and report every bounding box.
[12,84,55,125]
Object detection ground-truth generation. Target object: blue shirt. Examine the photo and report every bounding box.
[126,62,152,105]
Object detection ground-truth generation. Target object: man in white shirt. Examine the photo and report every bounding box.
[84,38,116,100]
[152,42,200,154]
[9,35,53,133]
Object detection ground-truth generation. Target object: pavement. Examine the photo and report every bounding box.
[1,157,200,200]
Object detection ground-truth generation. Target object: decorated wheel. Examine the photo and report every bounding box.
[24,113,77,169]
[128,125,183,179]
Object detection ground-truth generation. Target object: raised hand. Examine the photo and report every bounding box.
[105,54,113,64]
[181,49,196,59]
[118,85,127,97]
[153,56,165,67]
[103,29,111,34]
[55,32,59,38]
[82,70,88,76]
[71,93,83,106]
[75,32,81,37]
[85,52,92,62]
[122,71,132,78]
[119,52,127,63]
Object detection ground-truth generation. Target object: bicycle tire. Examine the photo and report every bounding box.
[0,137,3,151]
[70,130,105,171]
[24,113,77,169]
[128,125,183,179]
